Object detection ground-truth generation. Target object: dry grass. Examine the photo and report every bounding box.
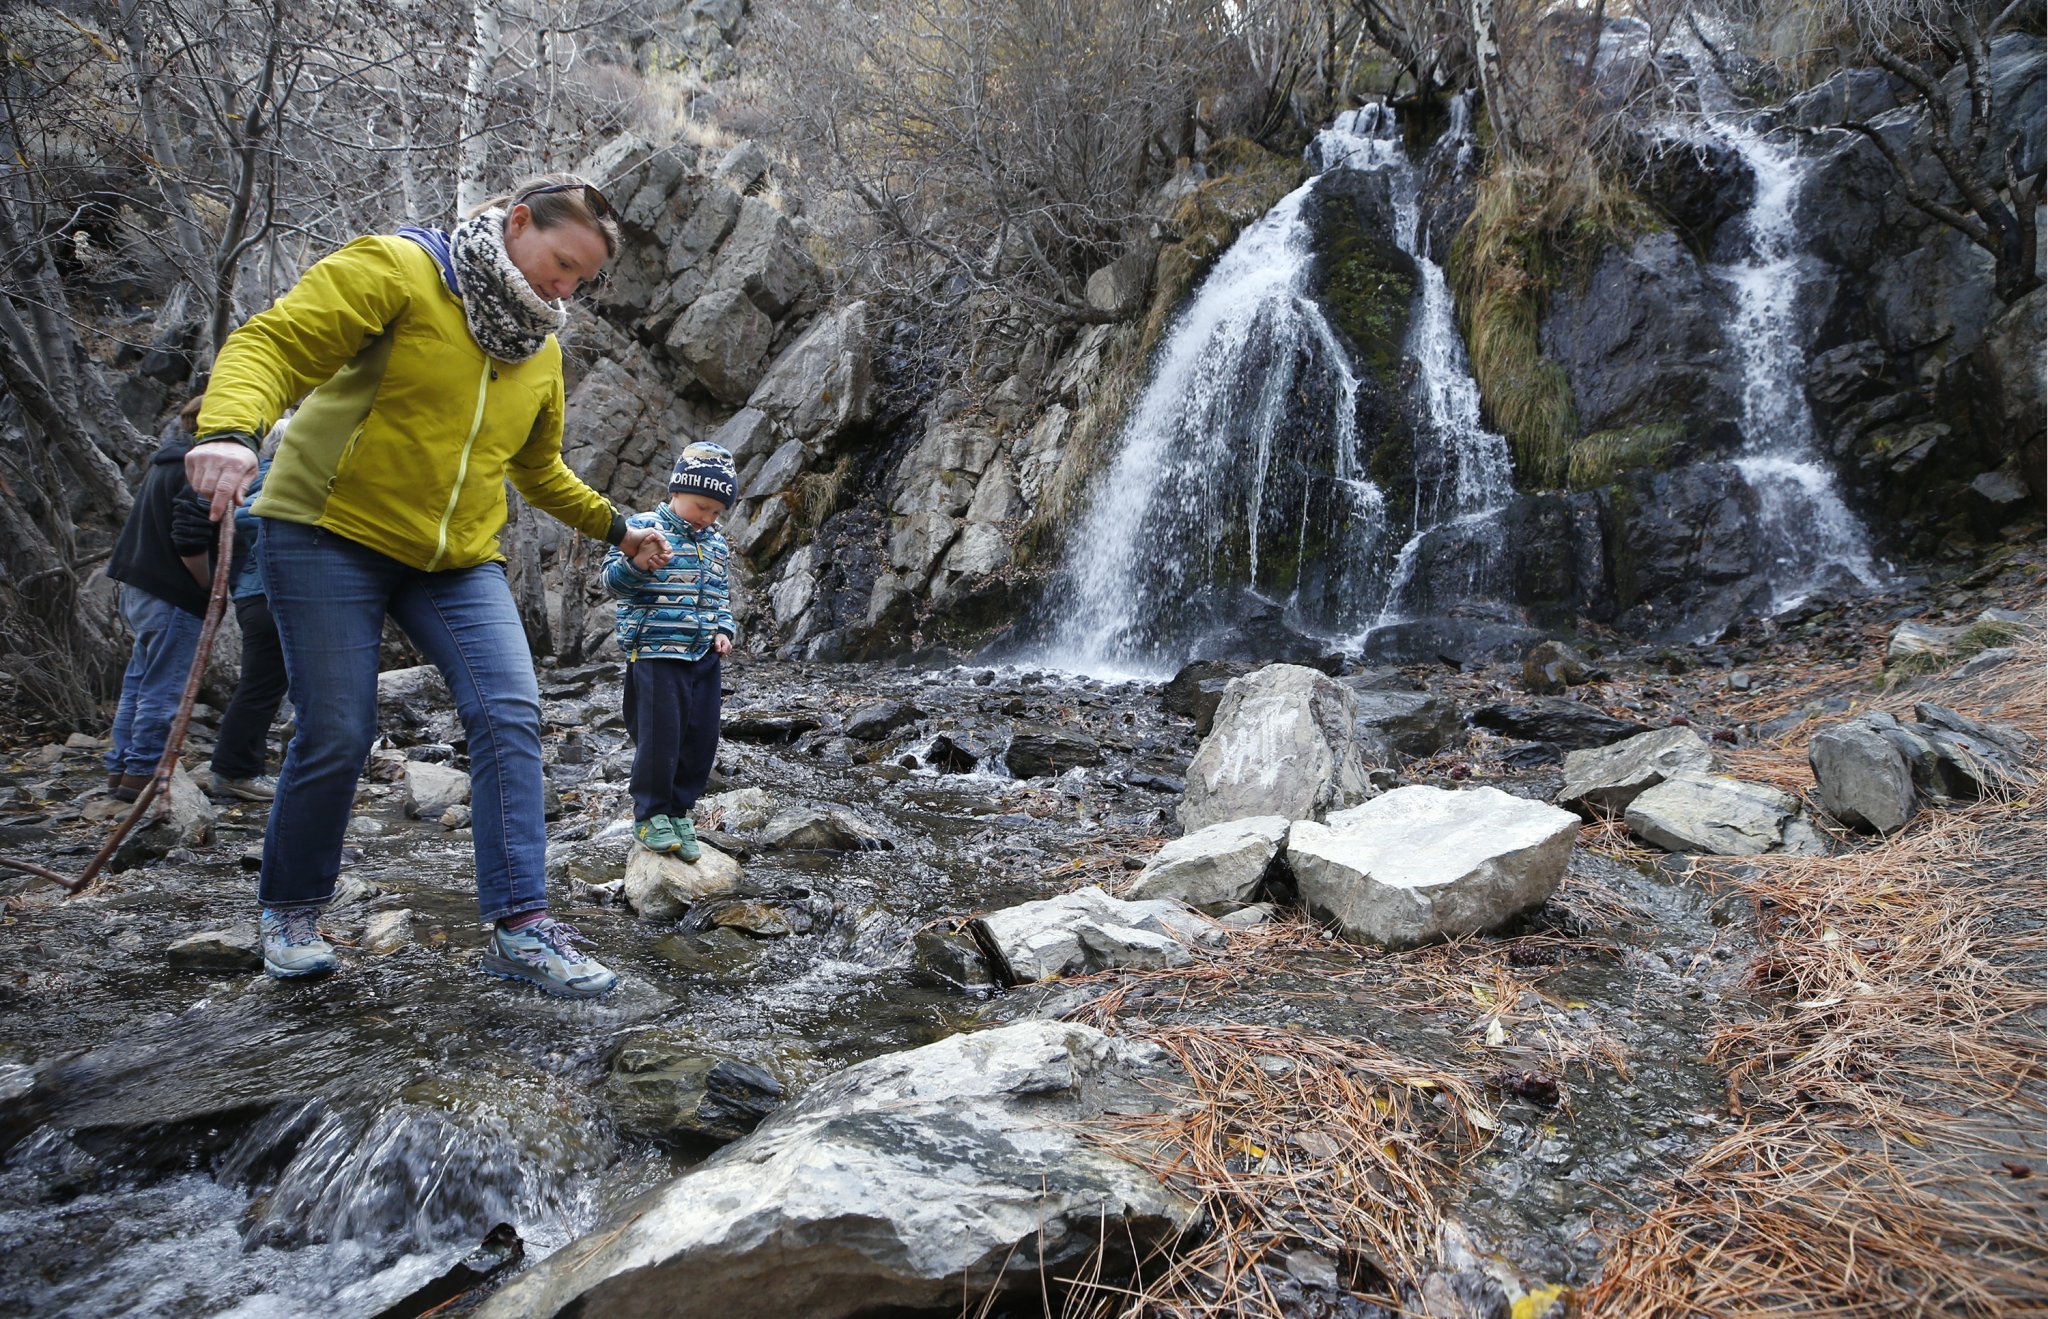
[1064,1021,1488,1316]
[1584,795,2048,1316]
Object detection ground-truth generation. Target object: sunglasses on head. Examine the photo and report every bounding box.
[513,179,614,221]
[511,180,615,290]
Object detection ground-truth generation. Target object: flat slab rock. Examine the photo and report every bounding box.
[1126,815,1289,912]
[1286,785,1579,948]
[1560,726,1715,815]
[624,844,745,922]
[475,1022,1199,1319]
[972,885,1221,985]
[1624,772,1829,856]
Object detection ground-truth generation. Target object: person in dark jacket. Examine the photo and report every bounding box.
[104,395,219,801]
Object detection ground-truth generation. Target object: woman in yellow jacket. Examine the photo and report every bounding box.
[186,175,669,997]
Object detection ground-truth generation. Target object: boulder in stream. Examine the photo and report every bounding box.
[1470,698,1650,750]
[402,762,472,819]
[972,885,1220,985]
[1126,815,1290,912]
[1808,713,1919,833]
[606,1038,785,1145]
[166,925,261,974]
[1285,786,1578,948]
[110,764,217,871]
[474,1022,1198,1319]
[1180,664,1371,831]
[758,806,886,852]
[1004,726,1104,778]
[623,845,744,922]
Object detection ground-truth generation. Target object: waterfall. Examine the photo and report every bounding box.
[1044,101,1514,677]
[1686,58,1882,606]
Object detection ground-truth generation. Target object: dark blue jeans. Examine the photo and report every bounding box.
[625,654,721,821]
[211,593,288,780]
[105,584,203,776]
[259,521,547,923]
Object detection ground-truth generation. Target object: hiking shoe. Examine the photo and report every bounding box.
[633,815,682,854]
[482,917,618,999]
[111,773,151,803]
[260,905,340,978]
[206,771,277,801]
[672,815,702,863]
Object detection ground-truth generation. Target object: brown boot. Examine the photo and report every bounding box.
[112,773,151,803]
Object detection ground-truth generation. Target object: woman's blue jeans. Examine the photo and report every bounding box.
[259,520,548,923]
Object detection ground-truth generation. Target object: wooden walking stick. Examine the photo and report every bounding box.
[0,514,239,893]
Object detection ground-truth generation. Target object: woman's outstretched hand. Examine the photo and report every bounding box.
[622,525,672,570]
[186,441,260,521]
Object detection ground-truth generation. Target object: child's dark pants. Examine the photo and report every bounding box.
[625,653,722,821]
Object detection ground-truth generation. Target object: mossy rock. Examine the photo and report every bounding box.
[1564,422,1686,489]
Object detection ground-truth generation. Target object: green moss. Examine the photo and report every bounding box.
[1564,422,1685,489]
[1144,141,1302,354]
[1313,204,1416,377]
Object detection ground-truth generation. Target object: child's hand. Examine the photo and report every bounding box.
[622,526,671,570]
[714,634,733,656]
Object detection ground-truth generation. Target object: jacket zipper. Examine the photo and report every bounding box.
[427,359,493,571]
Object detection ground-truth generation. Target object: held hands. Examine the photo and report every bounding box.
[185,441,259,521]
[622,525,672,570]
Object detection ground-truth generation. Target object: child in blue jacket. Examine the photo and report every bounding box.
[601,442,739,861]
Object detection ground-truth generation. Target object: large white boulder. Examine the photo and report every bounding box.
[475,1022,1198,1319]
[972,885,1220,985]
[1285,785,1578,948]
[401,762,471,819]
[1179,665,1371,832]
[1126,815,1289,912]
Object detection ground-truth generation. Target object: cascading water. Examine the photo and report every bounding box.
[1685,56,1882,605]
[1045,100,1515,676]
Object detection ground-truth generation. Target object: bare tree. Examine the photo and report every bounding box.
[1829,0,2043,301]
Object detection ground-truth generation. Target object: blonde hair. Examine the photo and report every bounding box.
[469,172,621,259]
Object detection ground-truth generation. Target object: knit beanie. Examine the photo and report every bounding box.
[669,440,738,506]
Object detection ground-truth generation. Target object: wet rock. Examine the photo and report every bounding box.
[759,806,885,852]
[376,665,453,736]
[1521,640,1598,694]
[1004,726,1103,779]
[911,925,1000,993]
[1285,786,1578,949]
[1808,714,1919,834]
[710,902,795,938]
[439,803,473,830]
[693,788,775,833]
[403,762,471,819]
[606,1045,785,1146]
[1350,690,1463,759]
[111,765,216,871]
[477,1022,1197,1319]
[1160,659,1251,734]
[362,909,415,955]
[166,925,261,973]
[722,709,824,743]
[923,733,988,773]
[844,700,922,742]
[1126,815,1289,913]
[1624,773,1827,856]
[1180,665,1372,832]
[547,827,636,886]
[1470,699,1650,750]
[623,844,744,922]
[1559,726,1716,816]
[972,885,1219,985]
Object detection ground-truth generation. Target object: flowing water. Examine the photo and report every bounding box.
[1684,55,1883,607]
[1046,102,1516,678]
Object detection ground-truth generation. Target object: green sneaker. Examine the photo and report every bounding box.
[634,815,682,854]
[672,815,702,863]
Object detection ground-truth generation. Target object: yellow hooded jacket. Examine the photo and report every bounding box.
[195,234,623,572]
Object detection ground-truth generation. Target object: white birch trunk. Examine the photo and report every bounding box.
[457,0,503,214]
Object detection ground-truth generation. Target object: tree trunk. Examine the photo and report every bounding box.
[1469,0,1515,155]
[458,0,503,211]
